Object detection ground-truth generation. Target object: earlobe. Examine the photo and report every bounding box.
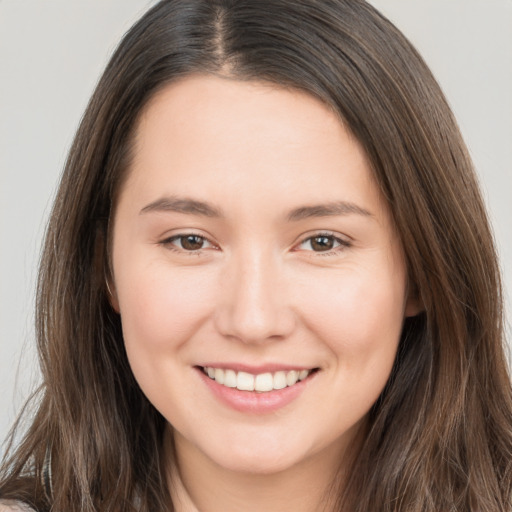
[105,275,120,313]
[404,296,423,318]
[94,222,120,313]
[404,281,424,318]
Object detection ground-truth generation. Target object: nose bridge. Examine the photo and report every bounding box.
[215,244,294,343]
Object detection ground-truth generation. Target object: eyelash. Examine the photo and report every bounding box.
[160,234,217,255]
[296,232,352,256]
[159,232,351,256]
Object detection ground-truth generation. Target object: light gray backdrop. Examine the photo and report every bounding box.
[1,1,511,454]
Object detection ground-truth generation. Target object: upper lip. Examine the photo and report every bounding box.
[197,363,317,374]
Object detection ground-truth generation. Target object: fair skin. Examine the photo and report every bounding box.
[110,74,420,512]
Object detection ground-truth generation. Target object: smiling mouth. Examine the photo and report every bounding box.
[200,366,318,393]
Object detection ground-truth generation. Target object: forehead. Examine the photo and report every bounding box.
[134,74,348,162]
[120,74,388,223]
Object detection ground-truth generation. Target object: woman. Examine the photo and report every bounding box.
[1,1,511,511]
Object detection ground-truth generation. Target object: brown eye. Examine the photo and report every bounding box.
[180,235,206,250]
[164,234,214,252]
[310,236,335,251]
[298,234,349,254]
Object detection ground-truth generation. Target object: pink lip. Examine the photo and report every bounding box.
[195,366,317,414]
[199,362,313,374]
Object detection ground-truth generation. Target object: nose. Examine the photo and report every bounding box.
[214,249,296,344]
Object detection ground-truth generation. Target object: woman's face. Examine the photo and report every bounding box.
[111,75,419,475]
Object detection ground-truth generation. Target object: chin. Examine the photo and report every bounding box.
[214,450,301,475]
[201,433,314,476]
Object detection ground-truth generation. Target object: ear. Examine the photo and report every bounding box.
[95,222,120,314]
[105,272,120,313]
[404,281,424,318]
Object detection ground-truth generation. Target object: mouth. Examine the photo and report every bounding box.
[199,366,319,393]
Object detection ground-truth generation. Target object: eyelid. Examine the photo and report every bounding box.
[159,232,219,253]
[294,231,352,255]
[158,230,351,255]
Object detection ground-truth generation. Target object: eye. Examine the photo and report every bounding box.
[297,233,350,253]
[162,234,215,252]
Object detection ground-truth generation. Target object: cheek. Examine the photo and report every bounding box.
[297,264,406,426]
[296,262,407,360]
[116,259,216,356]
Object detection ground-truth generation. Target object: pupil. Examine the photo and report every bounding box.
[311,236,333,251]
[182,235,203,250]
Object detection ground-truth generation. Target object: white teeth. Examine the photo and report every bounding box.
[273,371,287,390]
[224,369,237,388]
[286,370,299,386]
[214,368,225,385]
[203,366,313,392]
[254,373,273,392]
[237,371,255,391]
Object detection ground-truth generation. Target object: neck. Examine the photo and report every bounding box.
[165,428,360,512]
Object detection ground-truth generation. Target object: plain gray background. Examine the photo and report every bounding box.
[1,1,511,454]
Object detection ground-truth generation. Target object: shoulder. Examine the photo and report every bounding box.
[0,501,36,512]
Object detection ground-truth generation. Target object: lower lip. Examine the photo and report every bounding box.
[196,368,315,414]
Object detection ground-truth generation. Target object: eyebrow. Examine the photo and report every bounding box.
[286,201,373,221]
[140,196,223,217]
[140,196,373,220]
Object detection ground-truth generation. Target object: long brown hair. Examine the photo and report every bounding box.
[1,1,511,510]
